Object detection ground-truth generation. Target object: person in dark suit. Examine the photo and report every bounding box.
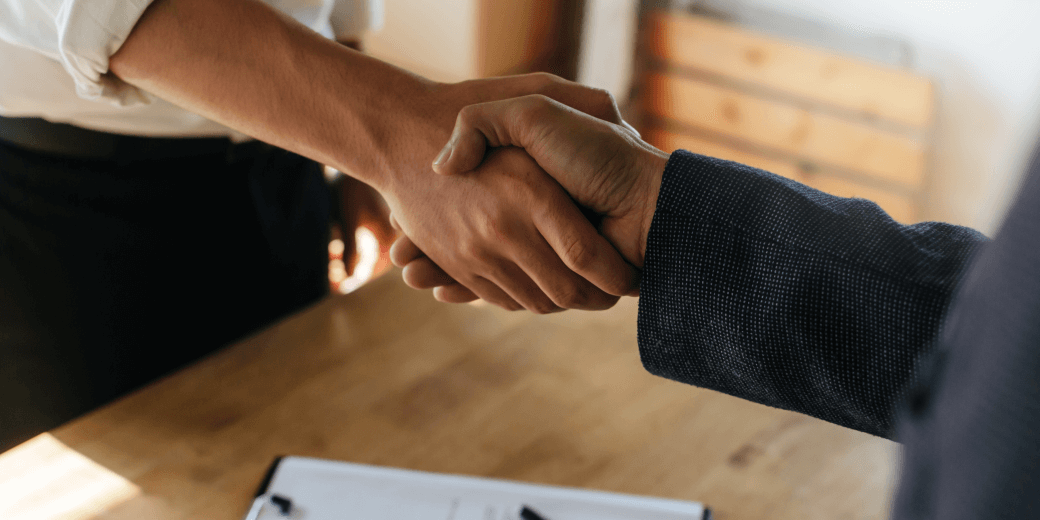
[391,94,1040,519]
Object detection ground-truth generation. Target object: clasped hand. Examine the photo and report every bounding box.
[390,94,669,311]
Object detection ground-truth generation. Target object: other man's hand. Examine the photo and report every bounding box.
[109,0,634,311]
[332,174,396,281]
[374,77,642,312]
[392,95,670,305]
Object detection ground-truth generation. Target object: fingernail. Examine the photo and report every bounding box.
[432,143,453,167]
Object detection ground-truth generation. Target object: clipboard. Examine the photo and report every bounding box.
[244,456,711,520]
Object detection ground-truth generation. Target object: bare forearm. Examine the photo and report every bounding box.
[111,2,644,308]
[109,0,432,189]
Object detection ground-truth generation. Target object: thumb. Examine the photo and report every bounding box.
[431,112,489,175]
[432,95,551,176]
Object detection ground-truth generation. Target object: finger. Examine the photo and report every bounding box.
[432,284,479,304]
[402,257,458,289]
[460,275,525,312]
[473,73,638,136]
[488,72,625,125]
[538,80,632,132]
[539,81,639,138]
[337,177,361,276]
[478,260,563,314]
[511,230,621,311]
[619,119,640,139]
[356,181,398,244]
[432,107,491,176]
[390,233,527,311]
[343,232,359,277]
[354,188,398,278]
[536,193,640,297]
[390,235,424,268]
[433,96,547,176]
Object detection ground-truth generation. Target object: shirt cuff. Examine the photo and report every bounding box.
[55,0,154,106]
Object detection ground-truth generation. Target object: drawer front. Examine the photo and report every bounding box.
[646,127,917,223]
[643,72,927,189]
[644,11,934,129]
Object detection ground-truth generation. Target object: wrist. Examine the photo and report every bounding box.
[636,146,669,268]
[321,55,445,193]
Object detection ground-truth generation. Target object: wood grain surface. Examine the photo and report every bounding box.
[644,127,917,223]
[1,273,899,520]
[644,12,934,129]
[643,72,927,188]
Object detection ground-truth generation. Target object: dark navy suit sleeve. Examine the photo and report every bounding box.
[636,151,986,439]
[891,150,1040,519]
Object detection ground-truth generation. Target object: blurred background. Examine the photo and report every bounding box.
[14,3,1040,519]
[362,0,1040,235]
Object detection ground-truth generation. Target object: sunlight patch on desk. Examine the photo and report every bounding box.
[0,433,140,520]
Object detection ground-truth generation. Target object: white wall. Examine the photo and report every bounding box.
[364,1,1040,232]
[364,0,477,83]
[734,0,1040,233]
[578,0,641,101]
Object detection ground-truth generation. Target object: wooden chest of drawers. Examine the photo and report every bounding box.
[640,11,934,223]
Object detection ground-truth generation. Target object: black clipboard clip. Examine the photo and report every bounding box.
[243,493,293,519]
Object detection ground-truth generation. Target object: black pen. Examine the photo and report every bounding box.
[519,505,549,520]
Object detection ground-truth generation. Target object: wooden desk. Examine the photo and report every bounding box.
[1,274,898,519]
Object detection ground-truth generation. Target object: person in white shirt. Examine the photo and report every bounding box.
[0,0,637,451]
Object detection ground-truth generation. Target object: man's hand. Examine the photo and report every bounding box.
[356,74,641,312]
[389,146,634,312]
[110,0,638,311]
[392,95,670,304]
[332,174,396,280]
[358,74,645,312]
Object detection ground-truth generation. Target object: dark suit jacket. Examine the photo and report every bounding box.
[637,149,1040,518]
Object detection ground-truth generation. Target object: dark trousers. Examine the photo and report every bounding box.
[0,138,330,452]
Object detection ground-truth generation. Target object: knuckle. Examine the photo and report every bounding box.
[531,300,557,315]
[516,95,554,126]
[401,265,423,288]
[460,240,490,264]
[561,235,597,272]
[530,73,567,103]
[476,214,508,242]
[614,276,637,296]
[593,87,615,106]
[590,291,621,310]
[598,271,630,297]
[531,72,556,87]
[528,92,553,104]
[591,88,619,120]
[483,292,510,310]
[552,282,589,309]
[457,104,478,123]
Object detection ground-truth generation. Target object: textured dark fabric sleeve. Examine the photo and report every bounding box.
[636,151,987,439]
[891,151,1040,520]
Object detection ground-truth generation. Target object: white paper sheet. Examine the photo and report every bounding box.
[245,456,707,520]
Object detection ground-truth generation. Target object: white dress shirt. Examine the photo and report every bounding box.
[0,0,382,137]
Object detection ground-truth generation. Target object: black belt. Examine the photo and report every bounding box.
[0,116,234,161]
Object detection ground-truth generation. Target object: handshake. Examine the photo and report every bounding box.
[108,6,669,314]
[381,74,670,313]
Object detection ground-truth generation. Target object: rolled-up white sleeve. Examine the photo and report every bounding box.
[0,0,154,106]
